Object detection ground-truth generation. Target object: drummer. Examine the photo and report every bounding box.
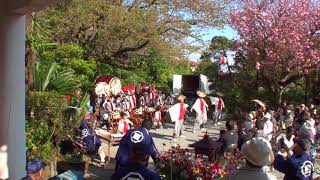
[128,90,137,110]
[118,112,133,135]
[121,96,131,112]
[155,91,164,107]
[139,92,150,111]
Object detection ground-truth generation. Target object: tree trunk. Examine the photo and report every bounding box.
[278,87,286,107]
[25,13,33,94]
[305,73,310,105]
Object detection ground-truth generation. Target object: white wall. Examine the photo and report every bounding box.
[0,6,26,179]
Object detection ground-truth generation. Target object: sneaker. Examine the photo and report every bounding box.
[180,135,186,138]
[214,123,217,126]
[217,122,222,125]
[201,128,207,131]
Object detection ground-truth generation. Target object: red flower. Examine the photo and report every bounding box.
[66,95,71,100]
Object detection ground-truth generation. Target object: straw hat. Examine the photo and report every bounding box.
[241,137,274,167]
[177,95,186,101]
[196,91,206,98]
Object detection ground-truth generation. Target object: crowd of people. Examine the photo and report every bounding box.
[222,101,319,180]
[77,87,320,179]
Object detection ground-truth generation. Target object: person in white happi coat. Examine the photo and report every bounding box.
[191,91,208,132]
[262,112,274,142]
[165,94,175,107]
[121,96,131,112]
[169,95,189,140]
[153,106,163,129]
[209,93,225,126]
[128,91,136,109]
[139,92,150,110]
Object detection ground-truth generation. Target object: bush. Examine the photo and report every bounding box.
[26,91,84,161]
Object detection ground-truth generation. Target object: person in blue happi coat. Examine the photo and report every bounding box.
[274,139,314,180]
[111,142,161,180]
[115,119,158,170]
[79,113,101,155]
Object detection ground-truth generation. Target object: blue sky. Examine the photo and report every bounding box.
[187,25,238,61]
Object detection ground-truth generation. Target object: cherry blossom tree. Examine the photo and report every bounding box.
[230,0,320,104]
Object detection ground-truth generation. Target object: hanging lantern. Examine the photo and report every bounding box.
[255,62,261,70]
[220,55,226,64]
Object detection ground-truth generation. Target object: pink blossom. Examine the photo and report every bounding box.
[230,0,320,71]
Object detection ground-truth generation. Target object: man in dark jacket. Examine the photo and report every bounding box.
[274,139,314,180]
[112,142,161,180]
[115,119,158,170]
[219,120,239,153]
[237,120,253,149]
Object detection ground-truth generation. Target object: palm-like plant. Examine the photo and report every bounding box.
[30,61,80,94]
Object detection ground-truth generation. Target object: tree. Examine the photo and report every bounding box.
[201,36,234,73]
[230,0,320,104]
[36,0,230,68]
[39,44,97,92]
[195,59,219,81]
[29,61,80,94]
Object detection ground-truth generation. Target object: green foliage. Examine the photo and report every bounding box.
[39,44,95,91]
[40,44,84,63]
[97,63,114,77]
[64,59,96,91]
[30,61,80,94]
[26,92,66,161]
[26,92,86,161]
[283,84,305,104]
[195,59,219,81]
[36,0,229,67]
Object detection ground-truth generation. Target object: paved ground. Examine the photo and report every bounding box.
[86,116,285,179]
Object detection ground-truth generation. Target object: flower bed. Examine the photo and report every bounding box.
[156,145,245,180]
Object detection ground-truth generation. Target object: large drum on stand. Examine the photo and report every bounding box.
[95,76,122,96]
[95,82,110,97]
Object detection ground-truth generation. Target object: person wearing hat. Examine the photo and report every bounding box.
[169,95,189,140]
[274,139,314,180]
[226,137,276,180]
[112,142,161,180]
[209,92,225,126]
[115,119,158,170]
[191,91,208,132]
[22,159,46,180]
